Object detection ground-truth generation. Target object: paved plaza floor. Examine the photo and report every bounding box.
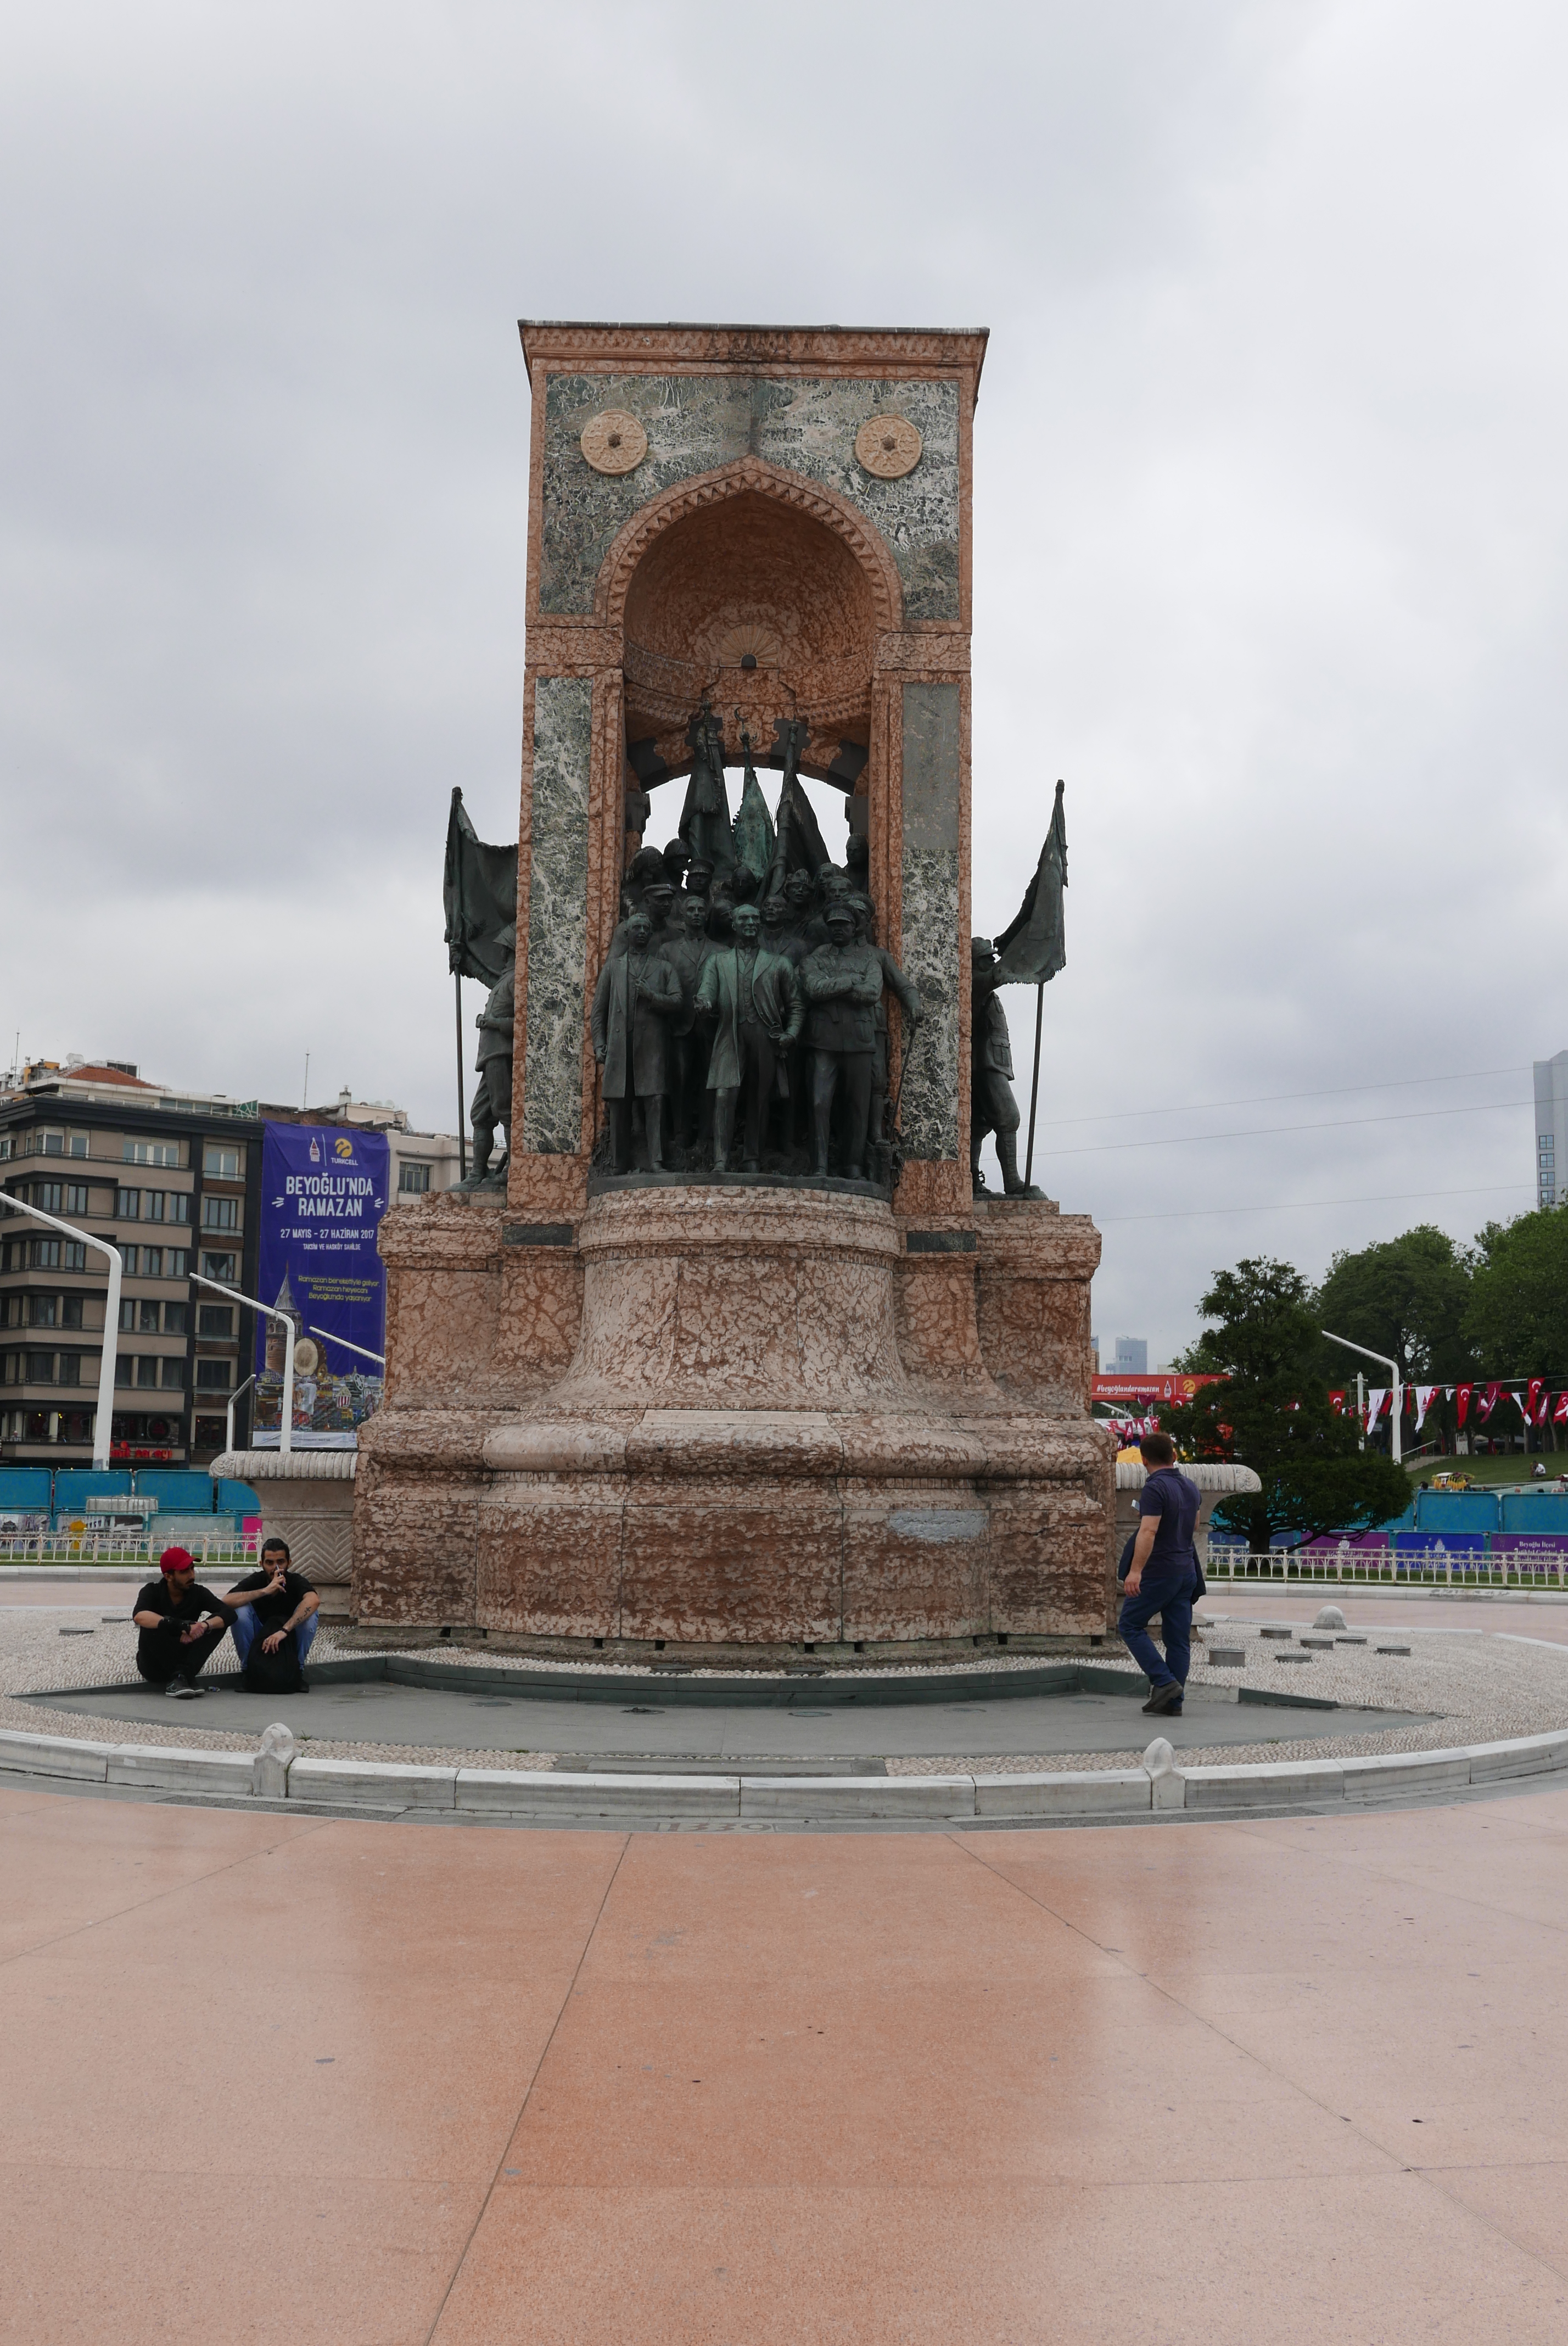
[5,1766,1568,2343]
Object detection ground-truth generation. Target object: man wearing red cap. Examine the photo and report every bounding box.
[130,1548,233,1697]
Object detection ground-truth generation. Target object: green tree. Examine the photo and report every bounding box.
[1163,1256,1412,1553]
[1465,1208,1568,1383]
[1311,1225,1476,1383]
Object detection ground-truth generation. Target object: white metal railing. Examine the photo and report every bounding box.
[1205,1550,1567,1589]
[0,1532,264,1565]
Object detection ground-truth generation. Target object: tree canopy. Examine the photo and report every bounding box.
[1465,1207,1568,1383]
[1162,1255,1412,1552]
[1311,1225,1477,1383]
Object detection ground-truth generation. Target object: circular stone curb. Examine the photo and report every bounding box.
[3,1722,1566,1828]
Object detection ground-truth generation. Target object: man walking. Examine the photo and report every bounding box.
[1119,1431,1200,1716]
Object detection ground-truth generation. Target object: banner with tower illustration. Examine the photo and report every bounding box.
[251,1121,390,1448]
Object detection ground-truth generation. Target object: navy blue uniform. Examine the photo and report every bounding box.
[1119,1466,1200,1693]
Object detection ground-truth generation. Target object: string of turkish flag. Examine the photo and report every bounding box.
[1328,1381,1566,1434]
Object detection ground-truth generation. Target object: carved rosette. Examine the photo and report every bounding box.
[854,415,923,480]
[580,410,648,476]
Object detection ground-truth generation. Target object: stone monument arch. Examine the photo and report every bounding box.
[356,323,1112,1660]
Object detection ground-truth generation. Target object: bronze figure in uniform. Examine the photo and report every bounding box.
[592,908,683,1172]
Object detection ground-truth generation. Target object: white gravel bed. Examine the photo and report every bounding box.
[5,1608,1568,1781]
[888,1618,1568,1774]
[0,1612,540,1773]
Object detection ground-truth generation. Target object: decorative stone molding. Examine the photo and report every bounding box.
[521,321,989,383]
[598,457,904,639]
[579,409,648,475]
[855,414,923,479]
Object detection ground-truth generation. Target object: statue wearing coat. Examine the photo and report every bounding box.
[591,908,683,1172]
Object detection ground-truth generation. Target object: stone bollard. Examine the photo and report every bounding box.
[253,1723,299,1800]
[1143,1736,1185,1811]
[1313,1604,1349,1630]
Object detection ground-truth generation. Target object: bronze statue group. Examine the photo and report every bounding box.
[457,701,1062,1200]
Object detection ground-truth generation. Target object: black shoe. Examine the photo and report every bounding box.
[1141,1681,1181,1714]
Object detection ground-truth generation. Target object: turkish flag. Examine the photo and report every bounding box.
[1533,1388,1552,1426]
[1365,1387,1388,1433]
[1554,1393,1568,1426]
[1415,1385,1441,1430]
[1476,1383,1502,1422]
[1455,1384,1473,1427]
[1527,1378,1545,1425]
[1329,1389,1346,1414]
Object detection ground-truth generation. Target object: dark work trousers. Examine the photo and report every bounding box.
[136,1621,230,1686]
[714,1022,778,1169]
[811,1047,873,1177]
[1118,1565,1197,1691]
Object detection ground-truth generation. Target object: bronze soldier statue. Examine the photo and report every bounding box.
[970,936,1045,1198]
[591,908,682,1172]
[462,923,515,1189]
[662,892,717,1157]
[800,902,884,1180]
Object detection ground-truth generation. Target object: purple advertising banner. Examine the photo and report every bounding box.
[1492,1535,1568,1564]
[1300,1532,1390,1554]
[252,1122,389,1448]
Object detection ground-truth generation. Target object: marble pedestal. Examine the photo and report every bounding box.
[353,1187,1115,1661]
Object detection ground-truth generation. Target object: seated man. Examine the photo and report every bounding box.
[226,1538,320,1686]
[131,1546,233,1698]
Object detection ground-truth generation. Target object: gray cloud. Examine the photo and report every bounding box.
[3,1,1563,1357]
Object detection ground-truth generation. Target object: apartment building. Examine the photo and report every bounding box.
[0,1063,261,1466]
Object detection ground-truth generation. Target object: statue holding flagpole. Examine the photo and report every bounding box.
[443,788,519,1188]
[972,779,1067,1199]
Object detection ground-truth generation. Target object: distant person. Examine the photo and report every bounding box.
[131,1548,233,1698]
[1119,1432,1200,1717]
[226,1538,320,1689]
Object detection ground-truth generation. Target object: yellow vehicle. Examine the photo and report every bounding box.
[1428,1471,1474,1492]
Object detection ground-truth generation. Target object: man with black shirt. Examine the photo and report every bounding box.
[226,1538,320,1686]
[130,1548,233,1697]
[1120,1431,1201,1717]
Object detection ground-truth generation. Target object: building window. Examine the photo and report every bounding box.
[67,1133,88,1159]
[0,1139,10,1161]
[137,1300,160,1334]
[64,1183,88,1214]
[29,1238,82,1271]
[30,1181,63,1212]
[40,1131,64,1157]
[61,1295,83,1330]
[124,1141,180,1169]
[201,1252,237,1284]
[201,1197,240,1231]
[26,1296,57,1328]
[1,1353,19,1385]
[198,1304,234,1339]
[168,1247,188,1277]
[135,1358,159,1389]
[194,1358,232,1392]
[26,1351,55,1383]
[163,1301,188,1335]
[58,1354,82,1387]
[399,1161,433,1194]
[116,1189,139,1220]
[203,1145,242,1179]
[193,1414,227,1449]
[161,1358,186,1390]
[114,1357,133,1386]
[139,1247,163,1278]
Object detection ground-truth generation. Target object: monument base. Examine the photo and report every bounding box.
[354,1186,1113,1654]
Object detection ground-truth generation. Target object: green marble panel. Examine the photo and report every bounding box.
[522,677,592,1155]
[539,374,960,622]
[899,682,961,1162]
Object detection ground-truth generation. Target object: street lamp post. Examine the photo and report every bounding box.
[224,1372,256,1460]
[191,1273,295,1460]
[1323,1330,1403,1466]
[0,1194,123,1472]
[306,1324,386,1368]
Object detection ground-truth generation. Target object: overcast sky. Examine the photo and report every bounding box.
[3,2,1564,1360]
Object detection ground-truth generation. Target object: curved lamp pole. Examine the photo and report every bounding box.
[1323,1329,1403,1465]
[224,1371,256,1460]
[191,1273,294,1459]
[306,1324,385,1367]
[0,1194,123,1471]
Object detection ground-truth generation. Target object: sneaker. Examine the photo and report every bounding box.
[176,1679,204,1699]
